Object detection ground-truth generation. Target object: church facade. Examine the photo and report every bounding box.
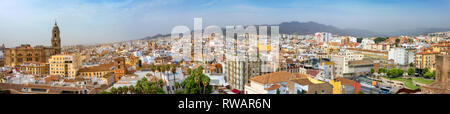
[4,22,61,67]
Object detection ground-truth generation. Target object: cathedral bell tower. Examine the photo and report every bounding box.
[52,21,61,54]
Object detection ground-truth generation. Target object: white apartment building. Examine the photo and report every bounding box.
[388,47,415,65]
[315,32,333,42]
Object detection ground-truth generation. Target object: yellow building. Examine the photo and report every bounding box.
[126,53,137,67]
[329,80,342,94]
[415,51,439,72]
[49,54,82,77]
[78,63,114,79]
[19,62,49,76]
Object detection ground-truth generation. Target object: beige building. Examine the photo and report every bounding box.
[4,22,61,67]
[225,54,262,91]
[19,62,49,76]
[49,54,82,77]
[331,51,363,77]
[415,51,439,72]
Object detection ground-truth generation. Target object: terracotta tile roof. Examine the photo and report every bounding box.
[289,78,313,85]
[306,69,320,77]
[264,84,281,90]
[347,48,388,54]
[335,77,358,86]
[417,51,440,55]
[250,71,305,84]
[348,59,374,66]
[78,63,114,72]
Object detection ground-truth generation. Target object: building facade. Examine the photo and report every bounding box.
[49,54,82,77]
[388,47,415,65]
[4,22,61,67]
[225,55,261,91]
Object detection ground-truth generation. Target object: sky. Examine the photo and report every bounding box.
[1,0,450,47]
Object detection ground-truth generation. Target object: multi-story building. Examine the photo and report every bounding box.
[49,54,82,77]
[4,22,61,67]
[224,54,261,91]
[388,47,415,65]
[348,58,374,77]
[19,62,49,76]
[415,51,439,72]
[114,57,127,81]
[347,48,388,60]
[331,52,363,77]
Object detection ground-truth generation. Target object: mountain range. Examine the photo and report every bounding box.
[142,21,450,40]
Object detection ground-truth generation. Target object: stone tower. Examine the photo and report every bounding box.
[52,21,61,54]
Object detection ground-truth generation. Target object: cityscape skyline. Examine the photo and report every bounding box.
[1,0,450,46]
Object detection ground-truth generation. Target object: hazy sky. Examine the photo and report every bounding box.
[1,0,450,47]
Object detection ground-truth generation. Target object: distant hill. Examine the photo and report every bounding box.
[384,28,450,36]
[278,21,384,37]
[141,34,171,40]
[140,21,450,39]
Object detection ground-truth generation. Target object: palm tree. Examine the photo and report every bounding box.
[110,87,117,94]
[129,85,135,94]
[117,87,123,94]
[135,86,142,94]
[123,86,129,94]
[171,65,177,85]
[157,65,163,79]
[150,64,156,74]
[174,82,179,90]
[201,75,210,94]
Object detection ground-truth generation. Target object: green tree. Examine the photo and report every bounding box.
[422,68,429,75]
[129,85,135,94]
[387,68,404,78]
[202,75,210,94]
[158,79,164,87]
[357,38,363,43]
[150,64,156,73]
[182,67,212,94]
[409,63,414,67]
[424,71,433,79]
[370,68,375,75]
[407,67,415,76]
[378,68,388,74]
[100,91,111,94]
[171,64,177,85]
[117,87,123,94]
[138,60,142,67]
[395,39,401,46]
[358,91,364,94]
[374,37,387,44]
[122,86,129,94]
[110,87,117,94]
